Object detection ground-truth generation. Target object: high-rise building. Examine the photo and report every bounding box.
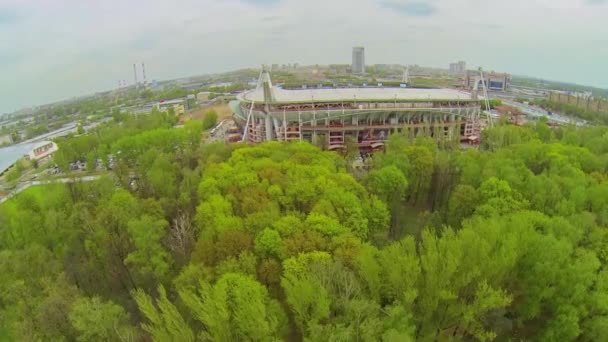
[352,47,365,74]
[458,61,466,73]
[449,60,467,74]
[449,63,459,74]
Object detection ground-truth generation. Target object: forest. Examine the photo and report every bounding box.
[1,115,608,341]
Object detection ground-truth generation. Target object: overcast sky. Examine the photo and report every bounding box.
[1,0,607,113]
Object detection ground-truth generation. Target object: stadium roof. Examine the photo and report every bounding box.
[238,87,475,104]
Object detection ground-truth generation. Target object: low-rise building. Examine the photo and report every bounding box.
[123,99,186,116]
[25,141,58,161]
[158,99,186,115]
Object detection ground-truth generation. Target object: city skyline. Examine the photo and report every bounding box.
[1,0,607,113]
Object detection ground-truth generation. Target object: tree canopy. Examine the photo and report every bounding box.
[2,120,608,341]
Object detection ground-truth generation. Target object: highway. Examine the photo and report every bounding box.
[502,100,587,126]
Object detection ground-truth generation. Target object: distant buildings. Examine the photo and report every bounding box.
[449,61,466,74]
[122,99,185,116]
[374,64,403,72]
[159,100,186,116]
[352,47,365,74]
[181,82,204,90]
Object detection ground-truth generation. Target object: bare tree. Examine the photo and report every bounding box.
[168,212,195,265]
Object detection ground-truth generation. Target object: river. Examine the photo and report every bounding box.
[0,142,38,173]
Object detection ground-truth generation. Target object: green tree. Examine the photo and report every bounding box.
[126,214,172,283]
[202,110,218,130]
[366,166,408,238]
[281,252,333,333]
[69,296,136,341]
[254,228,283,258]
[133,285,195,342]
[447,184,480,227]
[180,273,287,341]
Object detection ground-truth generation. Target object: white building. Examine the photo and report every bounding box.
[25,141,58,161]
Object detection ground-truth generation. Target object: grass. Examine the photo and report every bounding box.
[410,77,459,88]
[0,183,64,208]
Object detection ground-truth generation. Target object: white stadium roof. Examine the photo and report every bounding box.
[238,87,474,103]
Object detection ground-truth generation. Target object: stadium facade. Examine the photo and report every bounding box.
[231,70,483,150]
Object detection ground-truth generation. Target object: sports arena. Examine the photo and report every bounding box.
[231,70,483,151]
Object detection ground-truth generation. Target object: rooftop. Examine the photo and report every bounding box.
[31,140,53,150]
[238,87,474,104]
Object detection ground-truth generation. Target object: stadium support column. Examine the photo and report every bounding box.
[264,109,273,141]
[261,66,275,141]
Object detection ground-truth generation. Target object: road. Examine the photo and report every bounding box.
[205,119,233,143]
[0,175,101,204]
[502,100,587,126]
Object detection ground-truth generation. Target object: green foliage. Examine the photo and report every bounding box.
[480,99,503,110]
[4,163,22,182]
[202,110,218,130]
[180,273,286,341]
[69,296,136,341]
[281,253,332,332]
[133,285,195,342]
[126,215,172,282]
[2,123,608,341]
[254,228,283,258]
[366,166,408,203]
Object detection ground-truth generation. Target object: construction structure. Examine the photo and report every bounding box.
[231,67,484,151]
[465,70,511,91]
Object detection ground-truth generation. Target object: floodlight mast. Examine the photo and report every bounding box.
[479,67,493,126]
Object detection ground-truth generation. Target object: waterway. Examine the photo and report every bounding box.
[0,142,38,173]
[0,118,112,174]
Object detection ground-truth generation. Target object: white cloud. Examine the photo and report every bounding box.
[0,0,607,112]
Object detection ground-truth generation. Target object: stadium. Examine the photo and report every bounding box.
[231,70,483,151]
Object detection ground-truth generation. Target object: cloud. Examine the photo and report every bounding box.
[130,32,162,51]
[0,0,607,113]
[379,1,437,16]
[586,0,607,4]
[240,0,281,6]
[261,15,282,22]
[0,8,19,25]
[0,50,22,65]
